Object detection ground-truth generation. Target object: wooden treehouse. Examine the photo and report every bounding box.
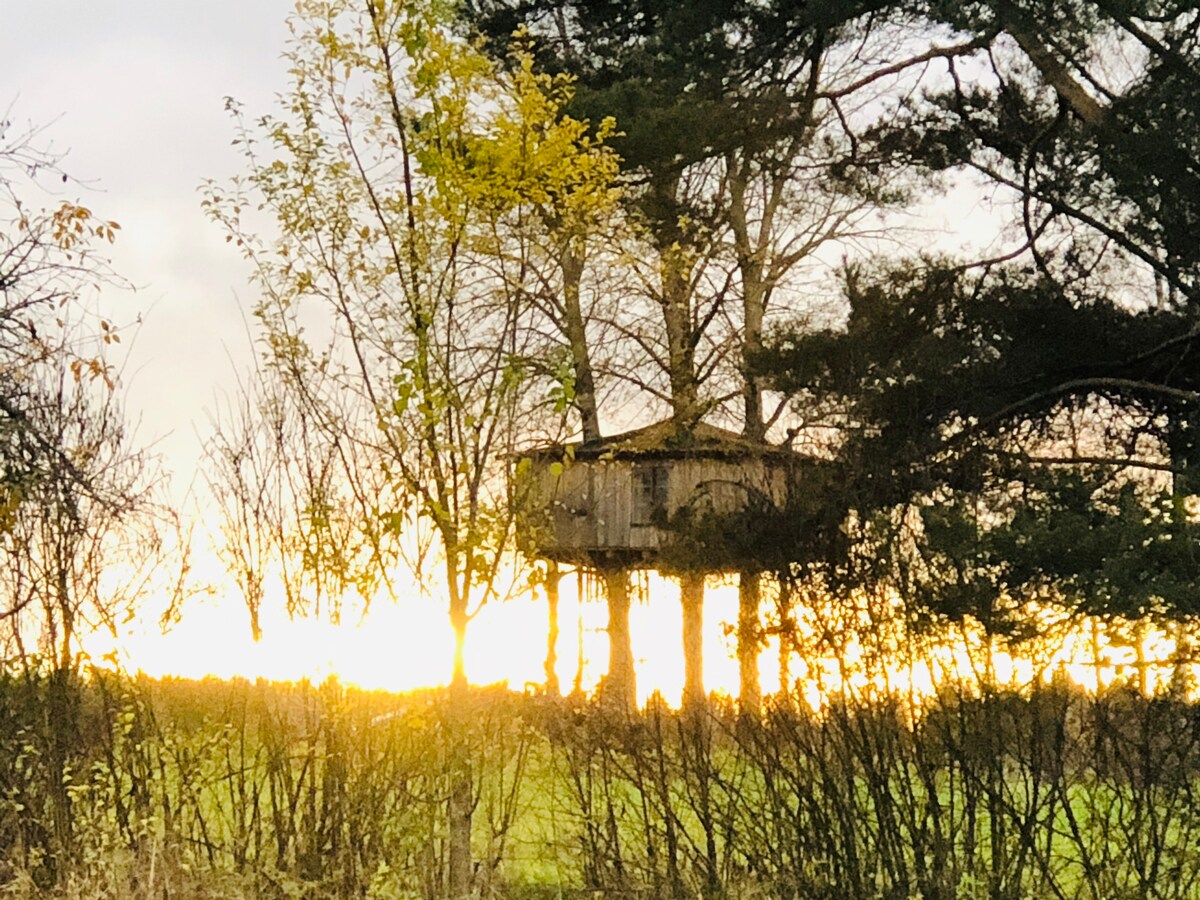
[517,419,820,711]
[517,420,810,573]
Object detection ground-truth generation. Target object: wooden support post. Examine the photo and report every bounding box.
[681,572,706,713]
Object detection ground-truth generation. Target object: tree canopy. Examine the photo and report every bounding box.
[749,0,1200,630]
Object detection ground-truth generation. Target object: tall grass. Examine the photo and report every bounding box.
[0,668,535,898]
[538,688,1200,899]
[4,665,1200,898]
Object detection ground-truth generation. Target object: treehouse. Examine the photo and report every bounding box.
[517,420,811,572]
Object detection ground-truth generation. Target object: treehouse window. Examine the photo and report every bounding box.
[631,464,669,526]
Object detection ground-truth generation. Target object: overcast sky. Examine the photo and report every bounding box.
[4,0,296,488]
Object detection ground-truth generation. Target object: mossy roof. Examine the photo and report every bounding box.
[524,419,804,462]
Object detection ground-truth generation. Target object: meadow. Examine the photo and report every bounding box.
[3,667,1200,899]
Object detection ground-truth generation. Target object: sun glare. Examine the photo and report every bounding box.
[84,546,1197,708]
[87,550,748,704]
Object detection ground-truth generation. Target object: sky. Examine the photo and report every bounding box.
[0,1,1017,701]
[3,0,294,477]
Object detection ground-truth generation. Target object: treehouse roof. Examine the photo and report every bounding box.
[524,419,801,462]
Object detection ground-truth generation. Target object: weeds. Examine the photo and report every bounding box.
[4,667,1200,898]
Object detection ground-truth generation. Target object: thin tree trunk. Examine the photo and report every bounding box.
[573,572,586,697]
[649,174,703,433]
[727,153,768,443]
[777,582,794,705]
[738,571,762,715]
[742,291,766,442]
[560,239,601,444]
[46,666,76,879]
[1172,620,1195,699]
[996,1,1107,126]
[544,561,561,696]
[1134,620,1150,696]
[602,567,636,709]
[680,572,706,713]
[661,244,701,430]
[47,567,77,874]
[450,591,468,693]
[447,576,473,899]
[446,690,473,900]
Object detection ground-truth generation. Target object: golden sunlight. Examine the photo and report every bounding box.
[87,552,748,704]
[87,547,1197,710]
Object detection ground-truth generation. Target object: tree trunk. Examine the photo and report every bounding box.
[544,562,561,696]
[450,590,468,693]
[446,697,473,900]
[738,572,762,715]
[995,1,1106,126]
[1134,620,1150,696]
[1172,620,1195,699]
[647,174,704,433]
[560,239,602,444]
[661,244,702,430]
[46,665,77,880]
[742,286,766,443]
[777,582,794,705]
[727,153,769,443]
[680,572,706,713]
[46,568,78,875]
[573,576,586,697]
[447,581,473,898]
[602,567,636,709]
